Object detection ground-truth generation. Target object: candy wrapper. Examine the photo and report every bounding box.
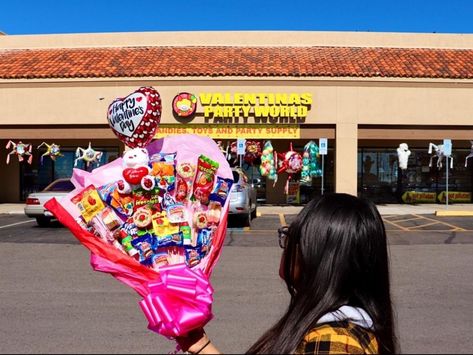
[44,134,232,340]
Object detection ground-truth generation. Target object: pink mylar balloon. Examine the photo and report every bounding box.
[107,87,162,148]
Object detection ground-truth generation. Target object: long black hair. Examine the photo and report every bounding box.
[247,193,397,354]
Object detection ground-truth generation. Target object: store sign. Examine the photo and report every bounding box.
[401,191,471,204]
[176,92,313,124]
[401,191,437,203]
[443,139,452,156]
[438,191,471,203]
[319,138,328,155]
[155,124,300,139]
[237,139,246,155]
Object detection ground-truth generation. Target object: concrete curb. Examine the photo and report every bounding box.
[435,210,473,217]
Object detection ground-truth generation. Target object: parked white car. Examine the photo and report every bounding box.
[229,168,257,226]
[24,178,75,226]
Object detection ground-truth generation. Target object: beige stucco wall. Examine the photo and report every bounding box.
[2,30,473,199]
[2,79,473,126]
[2,79,473,196]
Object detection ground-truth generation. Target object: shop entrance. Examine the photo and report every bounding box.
[217,139,334,205]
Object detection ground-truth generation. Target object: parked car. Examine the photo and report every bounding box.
[24,178,75,226]
[229,168,257,226]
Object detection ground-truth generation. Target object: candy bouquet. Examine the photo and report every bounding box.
[45,88,233,341]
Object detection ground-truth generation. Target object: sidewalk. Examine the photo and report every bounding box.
[3,202,473,216]
[259,204,473,216]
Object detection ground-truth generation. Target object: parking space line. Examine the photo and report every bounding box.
[412,214,467,231]
[279,213,286,227]
[0,220,35,229]
[407,221,442,230]
[382,218,409,231]
[389,217,422,223]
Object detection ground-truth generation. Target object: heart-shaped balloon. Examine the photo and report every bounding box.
[107,87,162,148]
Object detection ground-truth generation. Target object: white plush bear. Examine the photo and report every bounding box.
[117,148,155,194]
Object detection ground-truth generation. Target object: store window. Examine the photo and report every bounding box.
[19,147,119,200]
[358,148,473,204]
[235,140,334,205]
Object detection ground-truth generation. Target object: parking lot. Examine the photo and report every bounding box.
[0,210,473,354]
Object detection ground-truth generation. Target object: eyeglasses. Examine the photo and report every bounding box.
[278,226,289,249]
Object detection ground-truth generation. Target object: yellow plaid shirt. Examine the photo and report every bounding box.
[295,321,379,354]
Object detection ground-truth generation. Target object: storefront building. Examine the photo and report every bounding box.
[1,31,473,204]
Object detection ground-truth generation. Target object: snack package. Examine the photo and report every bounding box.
[150,152,176,192]
[71,185,106,223]
[175,162,196,202]
[209,177,233,205]
[152,211,182,248]
[133,189,161,213]
[166,204,187,224]
[110,189,134,217]
[192,155,219,205]
[131,234,157,265]
[207,202,222,226]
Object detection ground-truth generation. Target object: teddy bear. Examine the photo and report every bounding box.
[116,147,155,194]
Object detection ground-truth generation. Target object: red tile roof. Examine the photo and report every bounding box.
[0,46,472,79]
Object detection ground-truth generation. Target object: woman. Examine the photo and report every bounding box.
[179,193,397,354]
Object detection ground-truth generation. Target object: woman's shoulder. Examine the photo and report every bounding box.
[295,321,379,354]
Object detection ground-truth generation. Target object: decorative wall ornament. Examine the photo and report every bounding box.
[428,142,453,169]
[74,142,103,168]
[396,143,411,170]
[37,142,63,165]
[6,140,33,164]
[464,140,473,167]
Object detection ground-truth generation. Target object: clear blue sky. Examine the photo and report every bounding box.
[1,0,472,35]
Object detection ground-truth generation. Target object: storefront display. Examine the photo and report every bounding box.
[37,142,63,165]
[2,31,473,205]
[428,142,453,169]
[301,140,322,185]
[6,140,33,165]
[74,142,104,169]
[464,141,473,167]
[397,143,411,170]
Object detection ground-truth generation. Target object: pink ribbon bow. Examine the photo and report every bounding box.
[139,264,214,338]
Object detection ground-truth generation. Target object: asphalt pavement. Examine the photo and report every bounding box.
[1,213,473,354]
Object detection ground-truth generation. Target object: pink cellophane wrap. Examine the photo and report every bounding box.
[45,134,232,338]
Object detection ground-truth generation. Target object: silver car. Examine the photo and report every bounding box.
[24,178,75,226]
[229,168,257,226]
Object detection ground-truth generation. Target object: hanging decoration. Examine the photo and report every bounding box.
[464,140,473,167]
[74,142,103,169]
[37,142,63,165]
[301,141,322,184]
[396,143,411,170]
[228,140,262,167]
[5,140,33,165]
[428,142,453,170]
[243,140,262,166]
[259,141,277,181]
[277,143,303,194]
[107,87,162,148]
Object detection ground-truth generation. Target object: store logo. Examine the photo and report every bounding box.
[172,92,198,122]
